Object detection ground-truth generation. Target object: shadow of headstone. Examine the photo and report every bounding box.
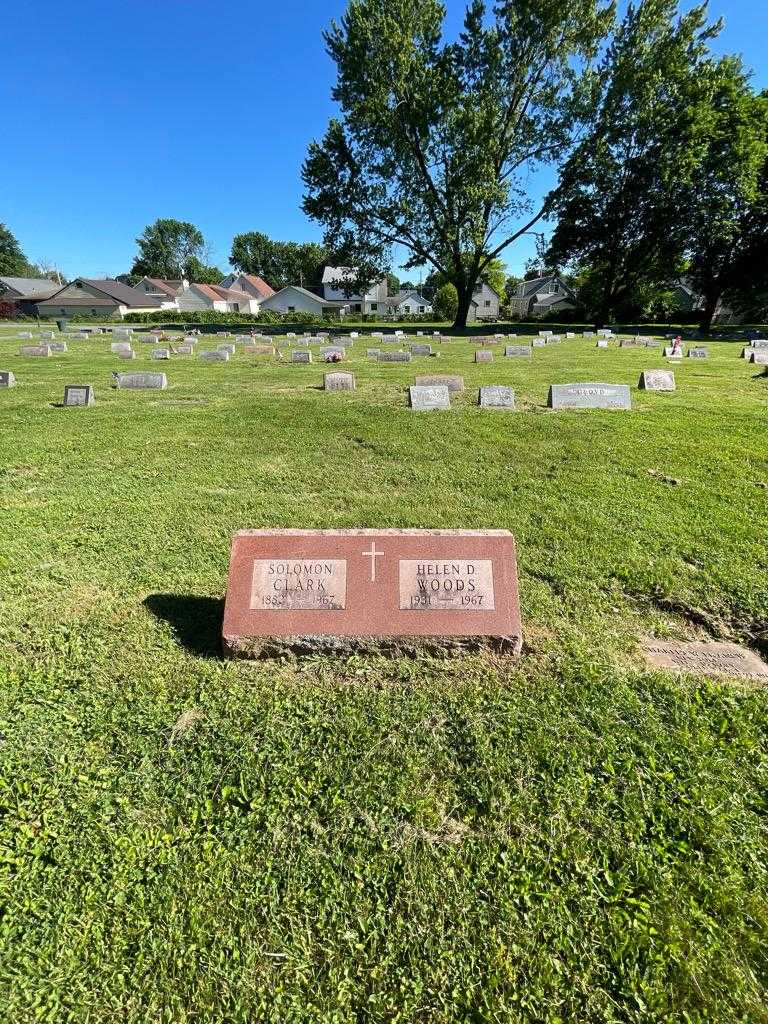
[143,594,224,659]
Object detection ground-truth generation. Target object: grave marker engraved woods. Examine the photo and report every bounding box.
[223,529,522,655]
[643,641,768,680]
[548,383,631,410]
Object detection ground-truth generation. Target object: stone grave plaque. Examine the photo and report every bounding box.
[63,384,94,407]
[320,347,345,359]
[409,385,451,411]
[115,372,167,390]
[505,345,532,358]
[366,348,381,358]
[688,347,708,358]
[119,350,136,360]
[639,370,676,391]
[111,342,132,354]
[532,339,546,348]
[245,345,276,356]
[223,529,522,655]
[21,345,51,357]
[200,350,229,362]
[175,344,194,355]
[645,341,661,348]
[566,332,575,338]
[749,351,768,365]
[642,641,768,680]
[664,347,683,358]
[548,382,631,410]
[414,375,464,393]
[478,385,514,409]
[0,371,16,387]
[620,339,642,348]
[378,351,411,363]
[40,331,55,339]
[49,341,68,352]
[291,350,312,363]
[596,339,609,348]
[411,344,432,356]
[218,344,236,356]
[475,350,493,363]
[151,348,170,360]
[324,371,355,391]
[538,331,553,337]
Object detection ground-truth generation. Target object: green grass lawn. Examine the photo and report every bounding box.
[1,326,767,1022]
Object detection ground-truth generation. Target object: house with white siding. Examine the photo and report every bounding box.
[176,283,261,313]
[384,290,432,316]
[133,277,185,307]
[469,281,501,320]
[259,285,349,317]
[321,266,388,314]
[219,273,275,302]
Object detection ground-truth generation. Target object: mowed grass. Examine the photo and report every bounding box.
[0,325,767,1022]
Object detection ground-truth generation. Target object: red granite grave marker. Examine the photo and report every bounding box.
[223,529,522,656]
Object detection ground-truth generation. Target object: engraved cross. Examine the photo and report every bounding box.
[362,541,384,582]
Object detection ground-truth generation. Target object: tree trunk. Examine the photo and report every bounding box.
[453,286,472,330]
[698,290,720,333]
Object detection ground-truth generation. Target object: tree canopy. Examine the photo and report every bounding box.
[230,232,328,290]
[546,0,724,324]
[0,223,35,277]
[130,219,207,280]
[303,0,614,327]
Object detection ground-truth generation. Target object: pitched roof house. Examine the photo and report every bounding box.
[384,290,433,316]
[469,282,501,321]
[321,266,388,314]
[176,283,261,314]
[219,273,275,301]
[512,275,578,318]
[259,285,349,317]
[133,277,185,305]
[35,278,163,318]
[0,275,62,314]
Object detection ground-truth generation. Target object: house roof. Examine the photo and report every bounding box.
[190,283,224,303]
[241,274,275,298]
[270,285,347,307]
[533,291,576,308]
[210,285,255,302]
[70,279,163,307]
[35,295,122,307]
[387,290,430,306]
[144,277,183,297]
[321,266,356,285]
[0,276,61,299]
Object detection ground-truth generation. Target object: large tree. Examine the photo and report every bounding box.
[0,223,34,277]
[302,0,614,328]
[130,219,206,280]
[683,75,768,330]
[229,231,328,290]
[546,0,723,325]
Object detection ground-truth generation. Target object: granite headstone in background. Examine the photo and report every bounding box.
[410,344,432,356]
[290,350,312,363]
[688,347,708,358]
[548,382,631,410]
[475,350,493,363]
[20,345,52,357]
[478,385,515,409]
[114,372,167,390]
[505,345,532,358]
[414,375,464,392]
[378,351,412,363]
[200,350,229,362]
[639,370,676,391]
[749,351,768,365]
[64,384,95,407]
[0,371,16,387]
[324,371,356,391]
[151,348,170,360]
[409,385,451,411]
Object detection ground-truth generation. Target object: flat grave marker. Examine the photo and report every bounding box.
[63,384,94,407]
[114,372,167,390]
[222,529,522,656]
[643,641,768,680]
[548,382,631,410]
[245,345,276,356]
[475,350,493,363]
[20,345,52,357]
[410,344,432,356]
[378,351,412,363]
[478,385,514,409]
[409,385,451,411]
[639,370,676,391]
[688,347,708,359]
[49,341,68,352]
[505,345,532,358]
[151,348,170,360]
[414,374,464,393]
[200,350,229,362]
[290,350,312,363]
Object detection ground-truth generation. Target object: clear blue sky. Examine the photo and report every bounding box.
[1,0,765,282]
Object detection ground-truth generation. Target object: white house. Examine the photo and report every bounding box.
[176,283,261,314]
[219,273,275,302]
[321,266,388,314]
[512,276,578,318]
[385,290,432,316]
[259,285,348,317]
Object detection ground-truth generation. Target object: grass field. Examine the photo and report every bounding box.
[1,325,767,1022]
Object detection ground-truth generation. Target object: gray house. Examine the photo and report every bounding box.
[0,276,61,314]
[36,279,163,318]
[512,275,578,318]
[469,281,500,320]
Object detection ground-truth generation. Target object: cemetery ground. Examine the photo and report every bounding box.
[1,325,767,1023]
